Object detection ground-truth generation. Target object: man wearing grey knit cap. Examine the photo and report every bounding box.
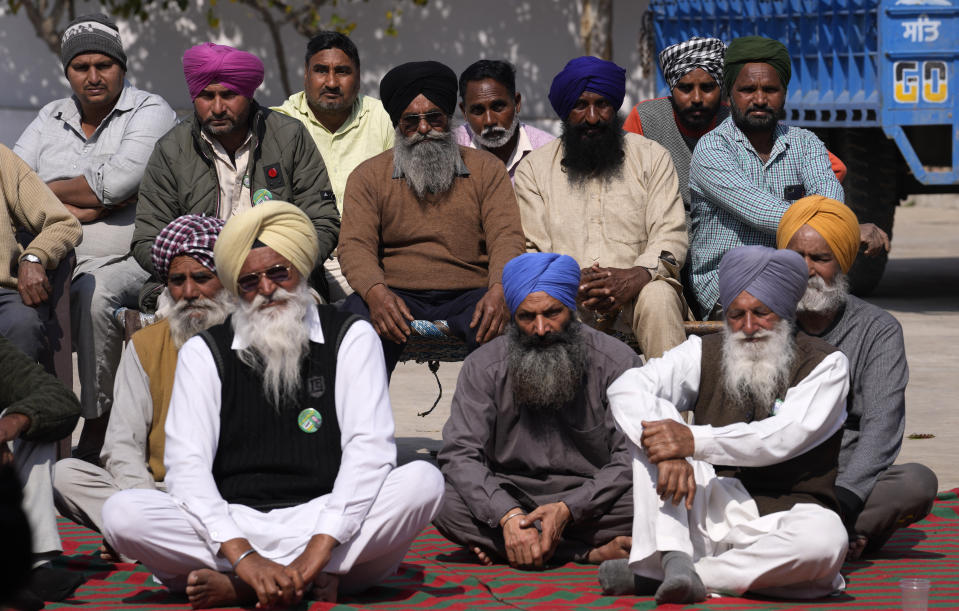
[601,245,851,602]
[15,13,176,461]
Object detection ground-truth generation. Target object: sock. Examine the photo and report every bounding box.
[597,558,659,596]
[656,551,706,604]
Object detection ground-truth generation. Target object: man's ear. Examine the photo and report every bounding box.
[514,92,522,115]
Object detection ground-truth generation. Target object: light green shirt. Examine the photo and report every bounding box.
[272,92,394,211]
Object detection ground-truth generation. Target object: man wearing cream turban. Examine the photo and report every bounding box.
[603,245,851,603]
[435,252,639,572]
[687,35,889,320]
[779,197,937,561]
[514,57,689,360]
[103,202,443,608]
[133,42,339,304]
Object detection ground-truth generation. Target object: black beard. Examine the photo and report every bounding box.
[560,115,626,183]
[506,320,588,412]
[730,102,786,134]
[670,97,719,131]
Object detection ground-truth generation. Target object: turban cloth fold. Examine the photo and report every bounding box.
[718,246,807,320]
[182,43,264,101]
[777,196,860,273]
[502,253,580,315]
[151,215,225,284]
[723,36,791,94]
[379,61,458,126]
[214,201,319,295]
[659,37,726,90]
[548,56,626,120]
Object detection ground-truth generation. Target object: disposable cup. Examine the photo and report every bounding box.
[900,578,930,611]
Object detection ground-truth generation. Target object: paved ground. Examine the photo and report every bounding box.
[390,195,959,490]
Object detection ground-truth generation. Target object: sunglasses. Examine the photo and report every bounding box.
[399,111,448,132]
[237,264,293,293]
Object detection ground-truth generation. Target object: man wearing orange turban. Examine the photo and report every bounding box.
[779,196,937,561]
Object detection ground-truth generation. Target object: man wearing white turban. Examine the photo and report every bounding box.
[601,245,851,603]
[102,201,443,608]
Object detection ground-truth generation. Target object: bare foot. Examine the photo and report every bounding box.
[846,535,868,561]
[586,536,632,564]
[99,540,122,563]
[471,546,494,566]
[185,569,254,609]
[311,572,339,602]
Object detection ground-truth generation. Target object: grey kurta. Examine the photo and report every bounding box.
[437,324,641,529]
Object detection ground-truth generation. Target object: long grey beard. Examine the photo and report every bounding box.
[506,320,588,412]
[474,116,519,149]
[156,288,236,349]
[721,319,796,420]
[797,272,849,315]
[393,126,460,199]
[232,282,312,410]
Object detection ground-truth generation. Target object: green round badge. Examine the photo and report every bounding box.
[297,408,322,433]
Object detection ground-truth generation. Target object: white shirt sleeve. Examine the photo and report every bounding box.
[690,350,850,466]
[101,342,156,490]
[163,335,244,545]
[313,319,396,544]
[608,336,703,448]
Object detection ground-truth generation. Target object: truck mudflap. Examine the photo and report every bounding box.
[881,0,959,185]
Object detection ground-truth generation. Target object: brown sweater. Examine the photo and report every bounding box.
[339,145,525,298]
[0,144,81,290]
[695,331,843,516]
[131,318,179,482]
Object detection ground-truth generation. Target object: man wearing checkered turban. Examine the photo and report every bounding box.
[624,37,727,211]
[54,214,234,560]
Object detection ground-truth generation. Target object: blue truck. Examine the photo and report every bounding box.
[650,0,959,293]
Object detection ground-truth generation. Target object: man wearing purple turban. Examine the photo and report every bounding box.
[602,245,851,603]
[435,252,639,572]
[54,214,233,561]
[514,56,689,361]
[133,42,339,304]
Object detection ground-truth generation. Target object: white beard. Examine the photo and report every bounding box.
[392,126,460,199]
[232,281,313,409]
[156,288,235,348]
[474,116,519,149]
[797,272,849,315]
[721,319,796,419]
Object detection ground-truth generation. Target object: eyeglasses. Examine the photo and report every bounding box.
[399,111,448,132]
[236,264,293,293]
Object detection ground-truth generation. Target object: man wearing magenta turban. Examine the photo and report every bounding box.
[133,42,340,303]
[435,252,640,572]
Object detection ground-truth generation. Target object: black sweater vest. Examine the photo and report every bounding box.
[199,305,359,510]
[694,332,842,516]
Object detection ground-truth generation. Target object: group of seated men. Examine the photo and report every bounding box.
[0,12,937,609]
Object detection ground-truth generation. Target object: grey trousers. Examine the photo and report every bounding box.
[71,255,149,419]
[0,287,47,360]
[6,437,60,563]
[433,480,634,564]
[856,463,938,554]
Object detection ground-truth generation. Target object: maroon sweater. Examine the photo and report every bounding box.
[339,145,525,298]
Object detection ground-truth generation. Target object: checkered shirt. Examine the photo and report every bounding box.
[151,214,225,283]
[688,116,844,317]
[659,37,726,90]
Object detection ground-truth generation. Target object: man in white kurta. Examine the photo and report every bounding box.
[604,245,850,603]
[102,202,443,609]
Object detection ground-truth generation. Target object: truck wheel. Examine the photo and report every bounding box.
[838,128,899,296]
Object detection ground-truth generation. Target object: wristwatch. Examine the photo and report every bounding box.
[20,254,42,265]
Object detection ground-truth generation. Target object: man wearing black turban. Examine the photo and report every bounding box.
[339,60,526,377]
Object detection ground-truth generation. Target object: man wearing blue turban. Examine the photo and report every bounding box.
[600,245,852,603]
[514,57,689,360]
[435,252,640,571]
